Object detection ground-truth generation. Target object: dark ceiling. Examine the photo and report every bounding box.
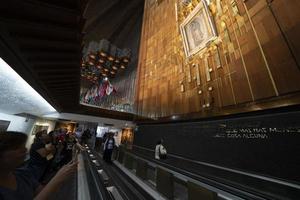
[0,0,144,121]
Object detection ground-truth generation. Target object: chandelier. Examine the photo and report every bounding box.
[81,39,131,83]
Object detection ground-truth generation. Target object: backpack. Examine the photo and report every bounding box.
[159,145,167,159]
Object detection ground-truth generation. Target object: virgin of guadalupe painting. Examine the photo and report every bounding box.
[180,0,217,57]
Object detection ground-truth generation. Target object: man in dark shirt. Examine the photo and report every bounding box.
[27,131,54,181]
[0,168,39,200]
[0,131,78,200]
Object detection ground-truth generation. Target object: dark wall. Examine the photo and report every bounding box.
[134,110,300,183]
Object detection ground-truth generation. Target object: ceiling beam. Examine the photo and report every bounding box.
[30,60,80,67]
[39,74,79,79]
[43,78,79,83]
[0,19,80,41]
[26,52,80,61]
[0,0,80,27]
[16,37,80,50]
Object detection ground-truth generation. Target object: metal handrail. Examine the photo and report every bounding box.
[121,147,268,200]
[129,145,300,200]
[81,150,113,200]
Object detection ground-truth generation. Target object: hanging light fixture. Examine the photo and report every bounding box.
[81,39,131,82]
[112,66,118,70]
[120,64,126,69]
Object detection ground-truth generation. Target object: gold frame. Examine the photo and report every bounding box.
[180,0,217,57]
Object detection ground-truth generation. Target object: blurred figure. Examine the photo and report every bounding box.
[61,133,77,165]
[0,131,78,200]
[89,128,96,150]
[155,139,167,160]
[81,129,91,145]
[103,132,115,163]
[27,130,55,181]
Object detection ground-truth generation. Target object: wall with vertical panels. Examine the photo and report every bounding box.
[135,0,300,118]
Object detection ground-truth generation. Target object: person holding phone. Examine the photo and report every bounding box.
[27,130,56,181]
[0,131,78,200]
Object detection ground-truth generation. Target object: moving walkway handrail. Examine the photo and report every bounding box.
[123,147,273,200]
[133,145,300,190]
[130,145,300,200]
[81,150,113,200]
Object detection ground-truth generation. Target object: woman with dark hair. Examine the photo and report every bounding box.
[0,131,78,200]
[103,132,115,163]
[27,130,55,181]
[60,133,84,166]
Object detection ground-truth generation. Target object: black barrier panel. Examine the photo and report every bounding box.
[134,111,300,183]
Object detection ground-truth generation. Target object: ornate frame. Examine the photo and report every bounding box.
[180,0,217,57]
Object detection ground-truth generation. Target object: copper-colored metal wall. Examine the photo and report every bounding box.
[135,0,300,118]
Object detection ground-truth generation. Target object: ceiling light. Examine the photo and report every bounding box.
[89,54,96,59]
[100,52,107,57]
[112,66,118,70]
[83,40,132,82]
[0,58,56,116]
[123,58,129,63]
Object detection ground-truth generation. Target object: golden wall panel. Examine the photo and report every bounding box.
[135,0,300,118]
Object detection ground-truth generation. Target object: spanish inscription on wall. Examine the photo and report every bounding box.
[214,126,300,139]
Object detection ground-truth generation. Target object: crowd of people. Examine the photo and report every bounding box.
[0,129,84,200]
[0,127,167,199]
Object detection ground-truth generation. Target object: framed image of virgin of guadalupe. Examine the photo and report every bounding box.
[180,0,217,57]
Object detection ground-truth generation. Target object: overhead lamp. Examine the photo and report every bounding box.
[120,64,126,69]
[89,53,96,59]
[123,58,129,63]
[112,66,118,70]
[100,51,107,57]
[108,56,114,61]
[83,39,131,82]
[88,61,94,66]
